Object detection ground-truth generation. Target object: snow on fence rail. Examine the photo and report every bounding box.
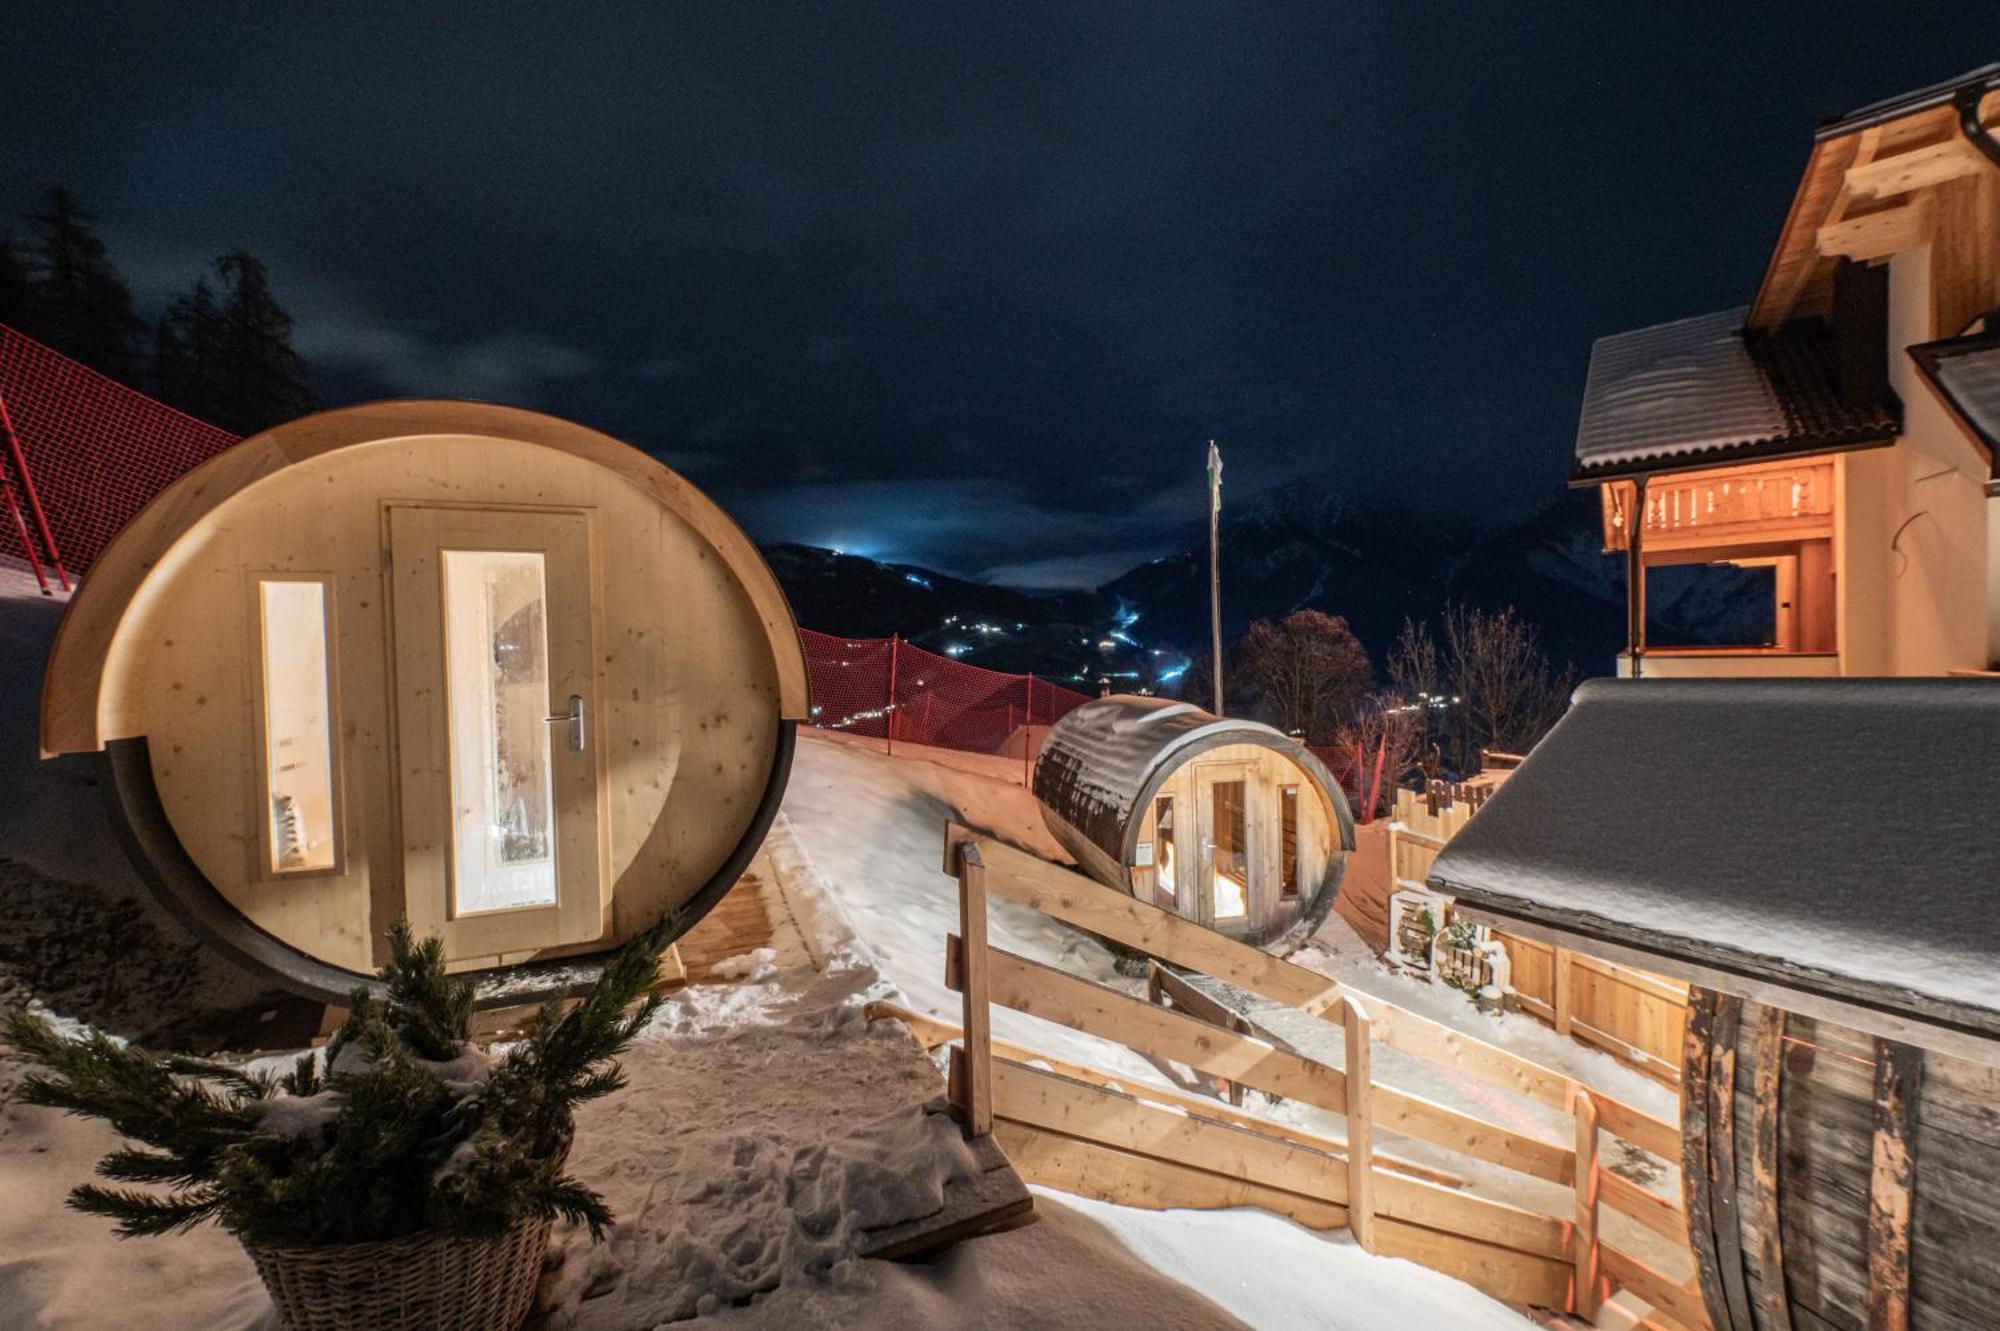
[798,628,1091,774]
[879,825,1709,1326]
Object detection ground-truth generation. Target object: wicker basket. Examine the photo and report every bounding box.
[246,1216,552,1331]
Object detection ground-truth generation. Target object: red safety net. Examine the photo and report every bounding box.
[0,324,241,586]
[799,628,1092,758]
[0,323,1090,769]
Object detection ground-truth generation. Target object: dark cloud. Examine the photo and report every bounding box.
[3,3,1990,585]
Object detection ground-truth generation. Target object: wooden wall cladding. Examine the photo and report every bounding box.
[1683,986,2000,1331]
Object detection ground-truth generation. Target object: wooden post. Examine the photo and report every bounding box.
[1023,674,1035,788]
[1342,994,1374,1250]
[884,633,901,755]
[1553,946,1574,1037]
[1625,473,1648,677]
[1207,439,1224,715]
[1866,1038,1922,1331]
[1572,1085,1602,1319]
[953,842,993,1138]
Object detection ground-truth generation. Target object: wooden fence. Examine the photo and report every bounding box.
[902,824,1708,1326]
[1390,788,1690,1087]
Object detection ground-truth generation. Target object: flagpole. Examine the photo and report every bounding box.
[1207,440,1224,716]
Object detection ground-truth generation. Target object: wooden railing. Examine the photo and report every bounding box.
[1390,788,1690,1088]
[903,825,1708,1326]
[1600,459,1836,554]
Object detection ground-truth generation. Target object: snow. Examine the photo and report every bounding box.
[1053,1190,1537,1331]
[0,582,1538,1328]
[780,730,1167,1082]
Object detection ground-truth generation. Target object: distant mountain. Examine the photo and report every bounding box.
[763,543,1178,688]
[764,478,1772,687]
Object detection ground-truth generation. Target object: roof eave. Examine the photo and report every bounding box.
[1440,881,2000,1061]
[1568,423,1900,488]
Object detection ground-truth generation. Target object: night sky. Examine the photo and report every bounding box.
[4,5,1992,586]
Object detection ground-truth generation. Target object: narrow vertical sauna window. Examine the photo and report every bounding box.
[1280,785,1299,899]
[442,550,558,915]
[259,580,338,873]
[1211,779,1248,919]
[1155,795,1177,900]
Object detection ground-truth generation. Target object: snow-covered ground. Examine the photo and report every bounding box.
[0,578,1537,1328]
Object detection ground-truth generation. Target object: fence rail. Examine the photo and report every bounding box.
[908,823,1705,1324]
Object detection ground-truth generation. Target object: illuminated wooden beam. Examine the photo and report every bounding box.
[1844,136,1988,202]
[1817,196,1932,261]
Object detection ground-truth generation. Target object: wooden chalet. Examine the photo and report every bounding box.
[1430,678,2000,1331]
[1576,66,2000,679]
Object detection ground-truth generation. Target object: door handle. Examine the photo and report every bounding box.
[545,694,586,753]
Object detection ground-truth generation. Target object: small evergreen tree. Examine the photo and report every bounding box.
[4,917,674,1247]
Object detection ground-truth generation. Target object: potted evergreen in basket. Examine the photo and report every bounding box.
[3,918,673,1331]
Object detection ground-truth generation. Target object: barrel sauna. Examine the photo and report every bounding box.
[1032,695,1353,945]
[40,401,807,1002]
[1429,678,2000,1330]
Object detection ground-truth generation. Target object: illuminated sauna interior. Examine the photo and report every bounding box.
[1032,696,1351,945]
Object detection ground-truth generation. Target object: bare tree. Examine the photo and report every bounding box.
[1334,692,1426,821]
[1231,610,1372,743]
[1441,603,1576,765]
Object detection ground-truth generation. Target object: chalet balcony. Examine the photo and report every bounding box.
[1615,648,1840,679]
[1601,459,1835,555]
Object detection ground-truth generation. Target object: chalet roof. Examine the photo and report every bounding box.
[1571,307,1899,482]
[1818,63,2000,141]
[1910,325,2000,472]
[1427,678,2000,1040]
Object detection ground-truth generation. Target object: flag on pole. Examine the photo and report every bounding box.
[1207,439,1222,503]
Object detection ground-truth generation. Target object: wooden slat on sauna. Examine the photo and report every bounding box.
[1743,1004,1793,1331]
[1708,995,1754,1330]
[1865,1039,1920,1331]
[1683,987,1731,1330]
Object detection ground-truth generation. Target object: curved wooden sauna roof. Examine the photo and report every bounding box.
[41,399,809,755]
[1033,694,1354,936]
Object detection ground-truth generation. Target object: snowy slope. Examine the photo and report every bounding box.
[0,583,1537,1328]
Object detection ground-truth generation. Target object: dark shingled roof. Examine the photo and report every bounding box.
[1910,326,2000,473]
[1427,679,2000,1038]
[1571,307,1899,482]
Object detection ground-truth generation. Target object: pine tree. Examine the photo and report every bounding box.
[156,253,314,435]
[4,915,675,1247]
[0,230,33,333]
[19,186,146,384]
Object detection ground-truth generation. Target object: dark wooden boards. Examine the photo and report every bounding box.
[1865,1039,1921,1331]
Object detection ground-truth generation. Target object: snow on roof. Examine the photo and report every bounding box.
[1572,306,1897,481]
[1911,327,2000,471]
[1427,678,2000,1037]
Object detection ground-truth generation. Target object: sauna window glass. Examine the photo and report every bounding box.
[1280,785,1299,899]
[259,580,339,874]
[1211,779,1248,919]
[442,550,557,915]
[1155,796,1177,900]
